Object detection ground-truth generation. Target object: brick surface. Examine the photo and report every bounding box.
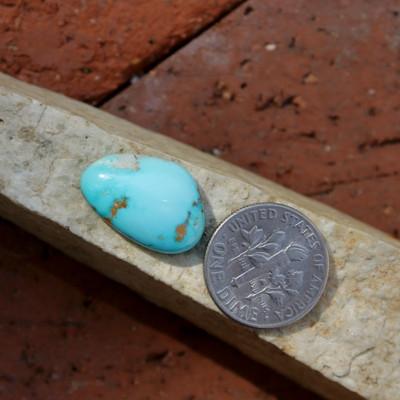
[0,220,319,400]
[0,0,241,103]
[104,0,400,238]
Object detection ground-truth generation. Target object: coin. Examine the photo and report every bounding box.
[204,203,329,328]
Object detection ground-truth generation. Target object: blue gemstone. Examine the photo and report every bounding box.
[80,154,205,254]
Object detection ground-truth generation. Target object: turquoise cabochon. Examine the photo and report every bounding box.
[80,154,205,254]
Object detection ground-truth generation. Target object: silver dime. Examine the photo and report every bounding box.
[204,203,329,328]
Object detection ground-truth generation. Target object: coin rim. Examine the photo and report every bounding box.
[203,202,330,329]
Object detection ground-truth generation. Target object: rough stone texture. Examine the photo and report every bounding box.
[0,0,242,103]
[1,74,400,400]
[0,219,319,400]
[104,0,400,239]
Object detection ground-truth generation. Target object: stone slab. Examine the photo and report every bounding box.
[1,73,400,399]
[0,0,242,103]
[104,0,400,238]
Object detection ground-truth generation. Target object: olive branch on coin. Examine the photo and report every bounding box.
[229,226,308,265]
[229,226,309,307]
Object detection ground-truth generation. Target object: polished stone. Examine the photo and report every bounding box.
[80,154,205,253]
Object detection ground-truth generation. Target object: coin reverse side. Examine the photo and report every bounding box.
[204,203,329,328]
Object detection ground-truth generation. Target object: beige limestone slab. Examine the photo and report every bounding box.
[1,73,399,400]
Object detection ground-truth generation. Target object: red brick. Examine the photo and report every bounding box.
[104,0,400,237]
[0,0,241,103]
[0,220,319,400]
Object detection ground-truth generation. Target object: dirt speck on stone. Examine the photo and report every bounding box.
[302,72,319,84]
[265,43,277,52]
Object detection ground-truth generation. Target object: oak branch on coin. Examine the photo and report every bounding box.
[229,227,308,306]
